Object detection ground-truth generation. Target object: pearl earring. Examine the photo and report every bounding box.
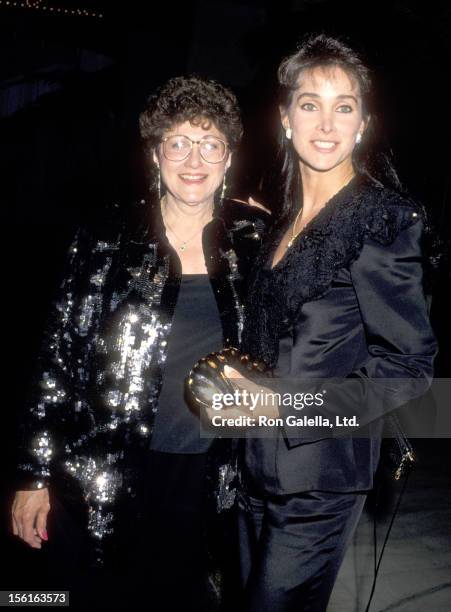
[355,132,362,144]
[286,128,292,140]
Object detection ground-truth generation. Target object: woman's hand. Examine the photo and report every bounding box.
[12,489,50,549]
[230,197,272,215]
[204,365,279,425]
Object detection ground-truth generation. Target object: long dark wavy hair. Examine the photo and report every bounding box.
[277,33,402,220]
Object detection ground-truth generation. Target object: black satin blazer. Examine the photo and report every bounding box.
[242,177,437,495]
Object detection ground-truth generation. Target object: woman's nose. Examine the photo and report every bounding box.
[185,143,202,167]
[317,111,334,134]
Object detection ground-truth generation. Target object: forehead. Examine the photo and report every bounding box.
[294,65,361,98]
[165,119,225,139]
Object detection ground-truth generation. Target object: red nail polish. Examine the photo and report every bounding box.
[41,530,48,541]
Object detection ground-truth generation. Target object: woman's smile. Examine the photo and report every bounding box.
[178,173,208,184]
[310,139,340,153]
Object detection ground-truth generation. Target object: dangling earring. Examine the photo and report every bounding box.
[355,132,362,144]
[220,175,227,202]
[156,167,161,200]
[285,127,292,140]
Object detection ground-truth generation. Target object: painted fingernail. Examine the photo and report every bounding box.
[41,530,48,541]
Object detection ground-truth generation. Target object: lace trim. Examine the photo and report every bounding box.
[242,176,422,367]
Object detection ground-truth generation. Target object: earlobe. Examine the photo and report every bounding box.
[355,117,368,144]
[225,153,232,171]
[279,106,290,131]
[361,116,370,134]
[152,150,159,167]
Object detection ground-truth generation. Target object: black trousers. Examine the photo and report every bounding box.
[238,489,367,612]
[42,451,208,611]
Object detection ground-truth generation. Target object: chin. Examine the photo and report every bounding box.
[180,193,214,205]
[304,160,339,173]
[303,153,351,174]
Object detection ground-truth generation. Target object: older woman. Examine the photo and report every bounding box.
[217,35,437,611]
[12,75,268,611]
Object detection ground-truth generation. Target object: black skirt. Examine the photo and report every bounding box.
[42,451,209,611]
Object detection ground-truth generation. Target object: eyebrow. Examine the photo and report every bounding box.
[296,92,359,103]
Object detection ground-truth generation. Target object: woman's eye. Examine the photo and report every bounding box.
[300,102,316,111]
[203,141,219,151]
[336,105,353,113]
[171,140,186,150]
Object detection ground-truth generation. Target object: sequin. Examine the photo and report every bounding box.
[65,456,122,540]
[19,430,54,486]
[216,462,238,512]
[16,200,268,563]
[232,219,254,231]
[220,249,244,342]
[95,240,119,253]
[221,248,238,273]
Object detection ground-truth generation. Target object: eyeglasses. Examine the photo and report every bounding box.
[161,135,229,164]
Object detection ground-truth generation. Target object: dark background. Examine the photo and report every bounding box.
[1,0,450,596]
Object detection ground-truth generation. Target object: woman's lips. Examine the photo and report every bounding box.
[311,140,339,153]
[178,174,208,185]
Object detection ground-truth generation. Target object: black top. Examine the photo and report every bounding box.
[150,274,223,453]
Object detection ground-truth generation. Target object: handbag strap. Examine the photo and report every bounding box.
[364,469,412,612]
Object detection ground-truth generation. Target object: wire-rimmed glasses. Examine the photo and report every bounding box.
[161,134,228,164]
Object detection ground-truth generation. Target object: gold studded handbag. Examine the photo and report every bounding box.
[184,347,269,419]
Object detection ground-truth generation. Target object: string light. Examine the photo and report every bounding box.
[0,0,104,18]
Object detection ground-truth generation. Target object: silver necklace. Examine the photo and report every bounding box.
[162,198,210,252]
[164,218,204,252]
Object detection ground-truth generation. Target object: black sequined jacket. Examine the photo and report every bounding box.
[16,196,268,557]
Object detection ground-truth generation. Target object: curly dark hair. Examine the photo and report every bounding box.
[139,75,243,153]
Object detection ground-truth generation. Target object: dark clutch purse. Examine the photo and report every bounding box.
[185,347,269,419]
